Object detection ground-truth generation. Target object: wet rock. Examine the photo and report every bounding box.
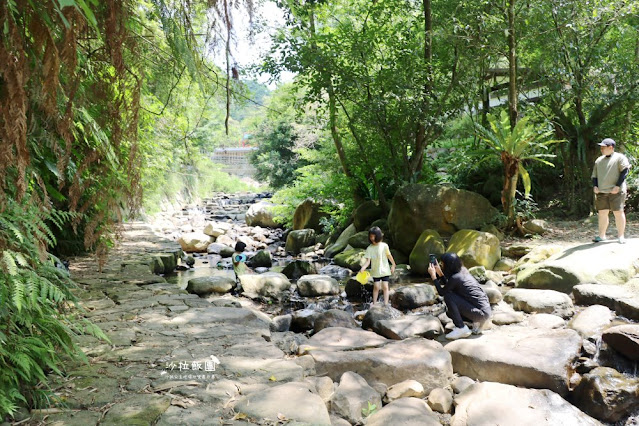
[573,366,639,423]
[427,387,453,413]
[239,272,290,299]
[504,288,574,318]
[311,338,453,392]
[285,229,316,254]
[451,382,601,425]
[325,224,357,258]
[344,278,373,302]
[313,309,358,333]
[186,276,236,296]
[384,379,425,403]
[445,327,582,395]
[291,308,317,332]
[233,382,331,425]
[282,260,317,280]
[297,274,340,297]
[330,371,382,424]
[573,284,639,321]
[447,229,501,269]
[602,324,639,361]
[178,232,213,252]
[375,315,443,340]
[319,264,352,279]
[569,305,614,337]
[366,397,440,426]
[390,284,437,310]
[362,305,403,331]
[248,249,272,267]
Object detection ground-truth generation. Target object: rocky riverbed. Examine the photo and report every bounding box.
[15,192,639,425]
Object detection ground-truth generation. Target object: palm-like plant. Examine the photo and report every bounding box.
[474,111,563,227]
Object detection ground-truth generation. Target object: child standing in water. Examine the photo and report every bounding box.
[359,226,396,306]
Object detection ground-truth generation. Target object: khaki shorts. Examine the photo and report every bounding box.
[596,192,626,211]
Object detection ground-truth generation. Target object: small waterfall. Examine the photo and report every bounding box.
[592,335,603,363]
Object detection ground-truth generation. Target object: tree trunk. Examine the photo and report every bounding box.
[507,0,518,128]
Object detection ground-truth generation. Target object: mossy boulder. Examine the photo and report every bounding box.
[388,184,497,255]
[409,230,446,275]
[347,231,371,249]
[446,229,501,270]
[285,229,316,254]
[334,248,367,272]
[352,200,385,231]
[293,198,330,232]
[325,224,357,258]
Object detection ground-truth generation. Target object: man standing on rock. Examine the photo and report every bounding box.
[592,138,631,244]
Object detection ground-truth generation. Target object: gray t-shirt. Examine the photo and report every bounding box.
[592,152,631,193]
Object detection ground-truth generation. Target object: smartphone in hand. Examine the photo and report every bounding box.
[429,254,437,265]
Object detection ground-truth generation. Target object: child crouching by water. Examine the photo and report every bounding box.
[359,226,396,306]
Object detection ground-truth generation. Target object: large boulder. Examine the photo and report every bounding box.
[445,327,582,395]
[390,284,438,310]
[334,248,366,272]
[177,232,213,253]
[310,338,453,392]
[285,229,316,254]
[233,382,330,425]
[602,324,639,361]
[516,240,639,293]
[388,184,497,255]
[572,367,639,423]
[409,230,446,275]
[362,305,404,332]
[282,260,317,280]
[352,200,385,231]
[245,201,282,228]
[186,276,236,296]
[325,224,357,258]
[446,229,501,270]
[573,283,639,321]
[293,199,330,232]
[504,288,574,318]
[239,272,291,299]
[451,382,601,426]
[297,275,340,297]
[347,231,371,249]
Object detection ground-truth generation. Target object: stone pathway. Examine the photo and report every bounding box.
[31,222,303,426]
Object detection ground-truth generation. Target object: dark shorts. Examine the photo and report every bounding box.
[596,192,626,212]
[373,276,390,282]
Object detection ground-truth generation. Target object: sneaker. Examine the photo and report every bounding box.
[472,320,487,335]
[446,325,472,340]
[592,236,606,243]
[619,236,626,244]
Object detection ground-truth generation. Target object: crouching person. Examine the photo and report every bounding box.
[427,252,491,340]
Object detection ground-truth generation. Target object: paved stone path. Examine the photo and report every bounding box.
[33,222,302,426]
